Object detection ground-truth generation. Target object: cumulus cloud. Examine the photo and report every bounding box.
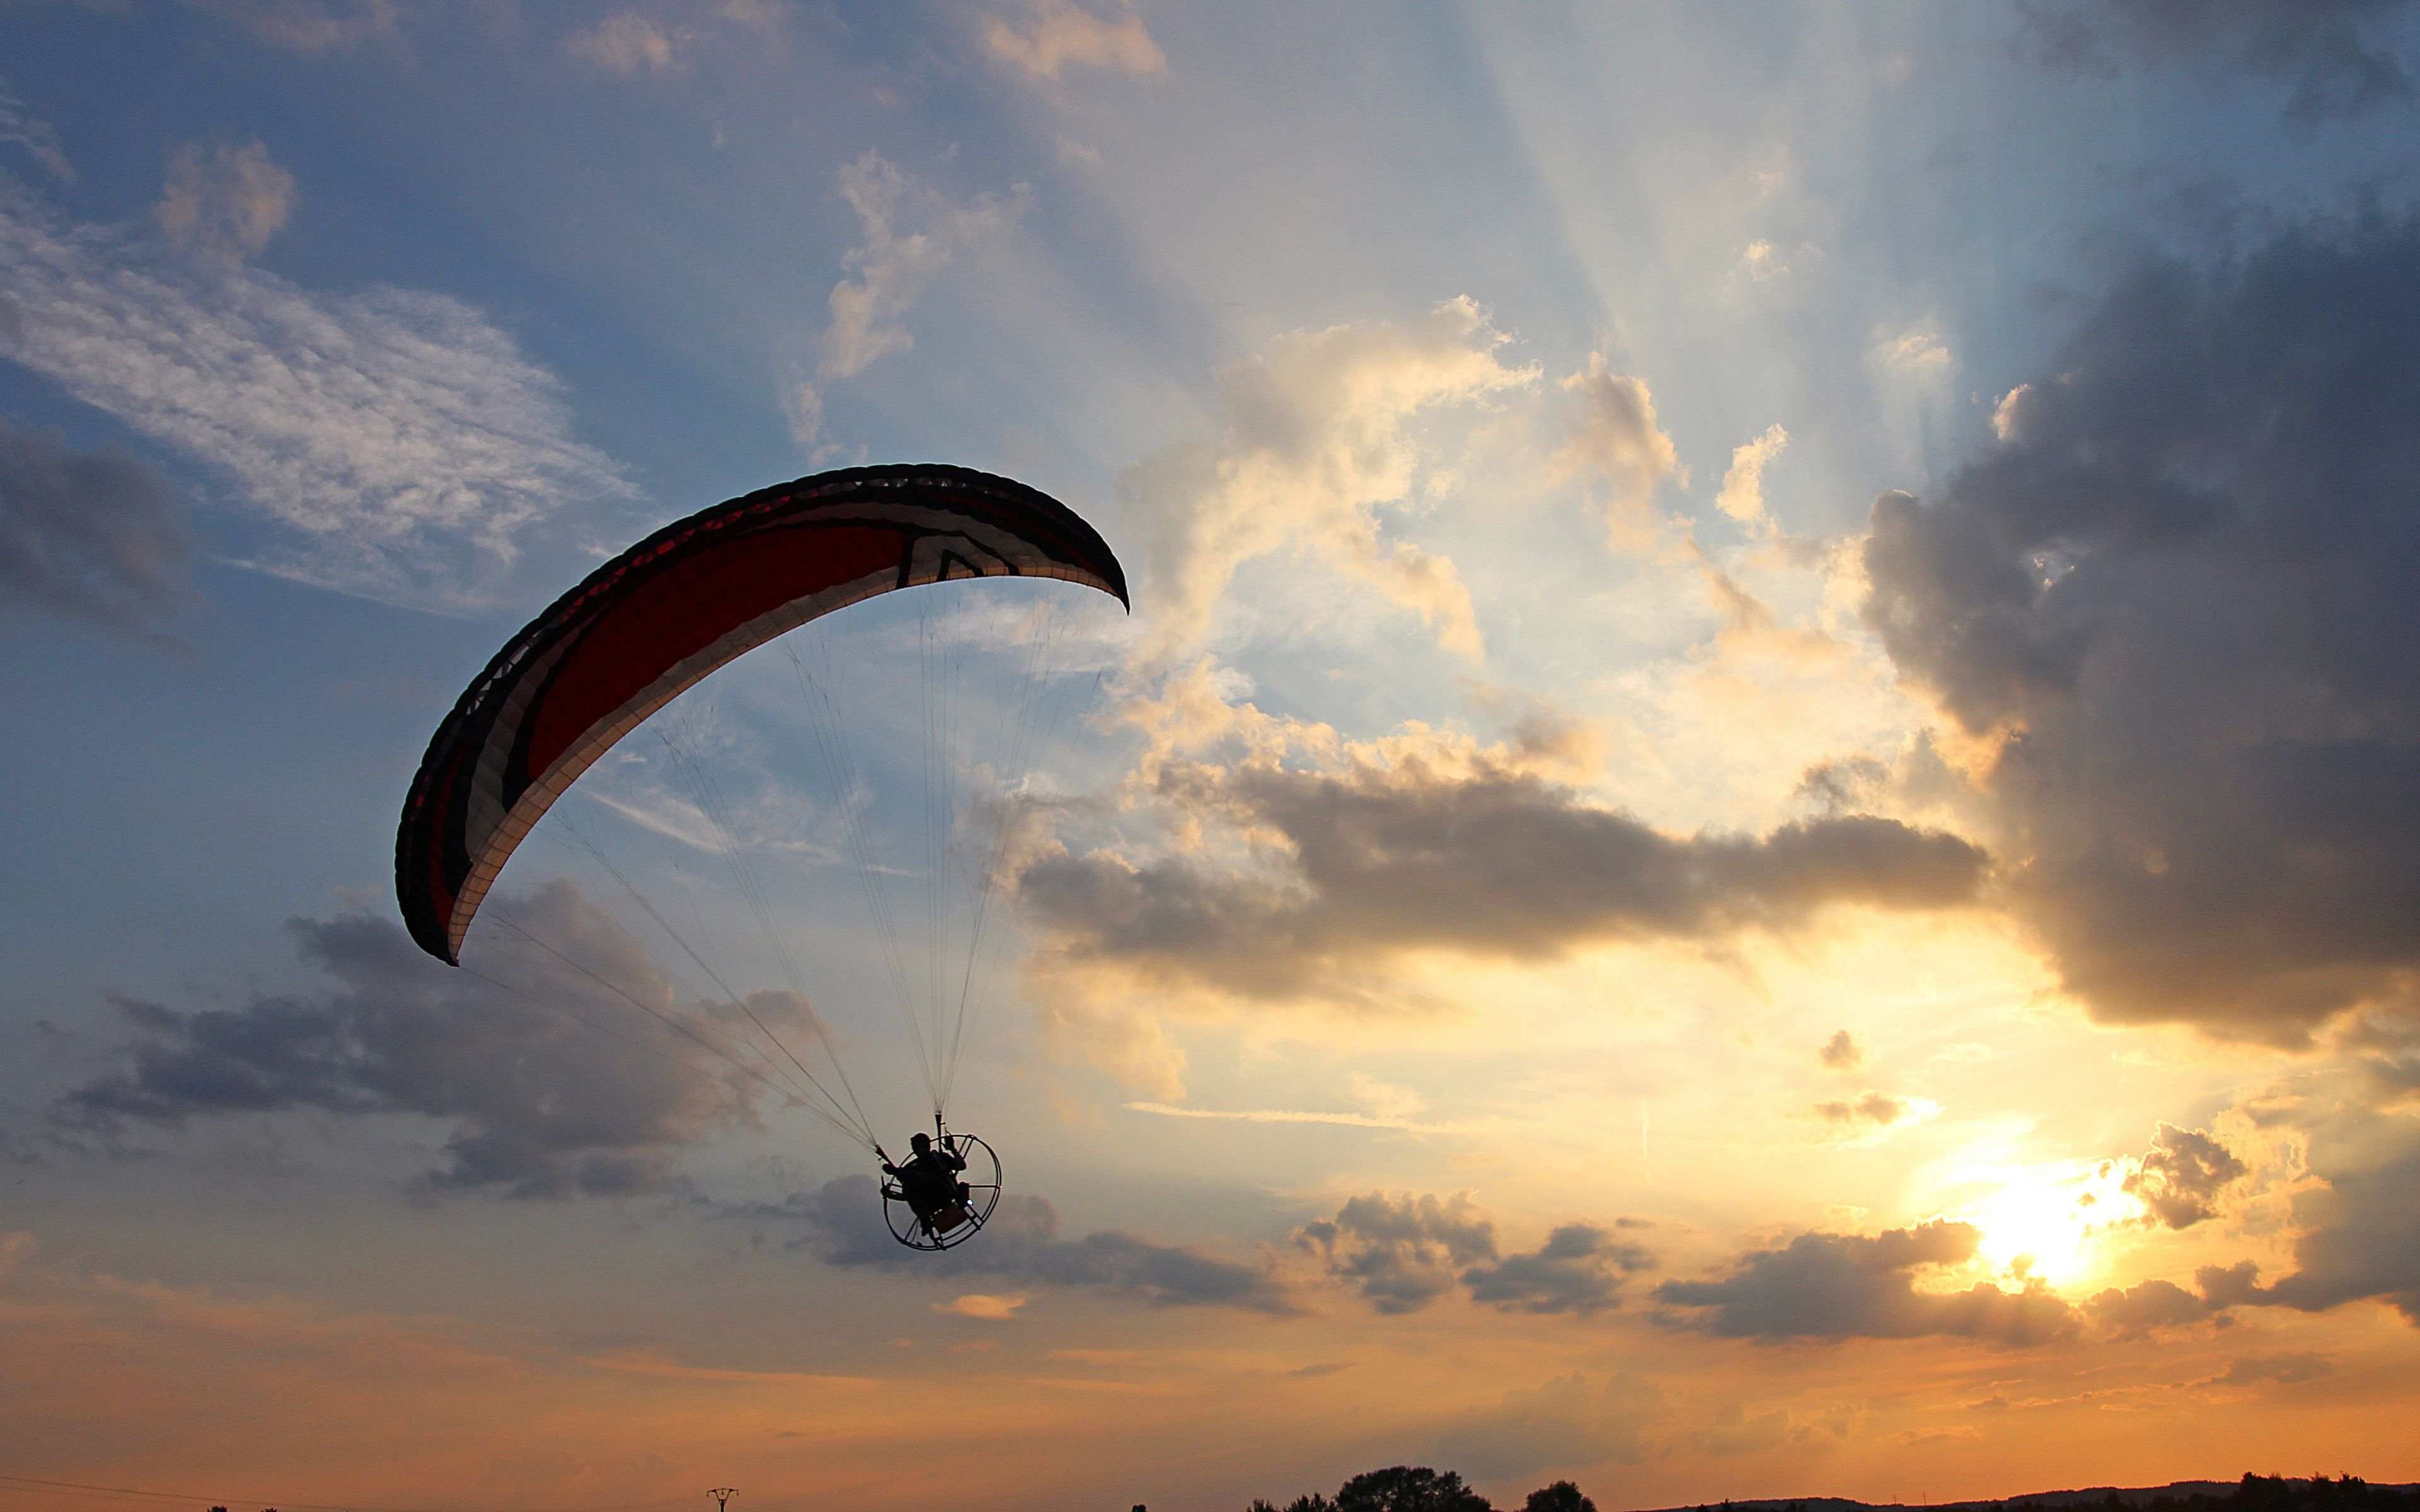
[1126,298,1535,662]
[1461,1223,1654,1316]
[982,0,1167,80]
[1862,217,2420,1043]
[0,181,629,609]
[1555,352,1678,547]
[1017,667,1988,1014]
[791,152,1032,444]
[155,140,295,263]
[52,883,770,1198]
[564,11,683,75]
[0,416,188,634]
[2017,0,2416,119]
[1654,1220,2078,1344]
[1812,1091,1916,1127]
[1819,1029,1863,1070]
[2124,1122,2249,1228]
[2262,1131,2420,1322]
[2087,1263,2262,1336]
[1295,1192,1498,1314]
[739,1175,1294,1312]
[1293,1194,1652,1316]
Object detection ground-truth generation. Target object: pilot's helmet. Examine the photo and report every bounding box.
[911,1132,933,1153]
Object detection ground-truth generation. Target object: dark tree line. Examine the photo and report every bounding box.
[1245,1471,2418,1512]
[1247,1465,1595,1512]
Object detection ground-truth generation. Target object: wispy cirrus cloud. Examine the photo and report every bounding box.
[0,178,630,609]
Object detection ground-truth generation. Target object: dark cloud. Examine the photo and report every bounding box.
[1864,218,2420,1045]
[1023,756,1986,1002]
[2017,0,2417,119]
[1461,1223,1655,1316]
[1654,1221,2078,1345]
[1295,1192,1498,1314]
[1819,1029,1864,1070]
[736,1175,1295,1313]
[2125,1122,2249,1228]
[0,415,188,634]
[53,882,765,1197]
[2089,1259,2283,1339]
[2263,1135,2420,1322]
[1293,1195,1654,1316]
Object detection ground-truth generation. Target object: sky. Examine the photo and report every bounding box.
[4,2,2420,1509]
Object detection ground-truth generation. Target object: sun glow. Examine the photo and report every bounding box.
[1967,1163,2145,1288]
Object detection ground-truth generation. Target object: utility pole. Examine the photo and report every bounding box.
[709,1489,738,1512]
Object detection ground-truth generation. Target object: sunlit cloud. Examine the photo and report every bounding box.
[982,0,1167,81]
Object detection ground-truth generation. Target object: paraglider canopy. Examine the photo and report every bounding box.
[396,463,1128,966]
[393,462,1126,1257]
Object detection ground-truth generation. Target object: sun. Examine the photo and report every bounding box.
[1966,1163,2140,1288]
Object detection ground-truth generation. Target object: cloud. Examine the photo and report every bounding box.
[0,181,630,609]
[1555,352,1678,547]
[0,1230,32,1286]
[1296,1192,1497,1314]
[1862,217,2420,1044]
[939,1293,1027,1320]
[1819,1029,1863,1070]
[155,140,295,263]
[0,78,73,183]
[2262,1130,2420,1322]
[793,152,1032,444]
[1654,1220,2079,1344]
[1714,423,1789,525]
[2213,1352,2334,1387]
[0,416,188,635]
[2086,1263,2261,1336]
[1018,671,1988,1012]
[564,12,683,76]
[982,0,1167,80]
[1126,298,1535,662]
[52,883,770,1197]
[1812,1091,1918,1127]
[1875,325,1952,377]
[181,0,400,52]
[739,1175,1295,1312]
[1461,1223,1655,1316]
[2124,1122,2249,1228]
[2017,0,2416,120]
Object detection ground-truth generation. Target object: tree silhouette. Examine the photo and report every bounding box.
[1525,1484,1597,1512]
[1338,1465,1493,1512]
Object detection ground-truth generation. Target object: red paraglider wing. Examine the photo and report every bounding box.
[395,464,1128,964]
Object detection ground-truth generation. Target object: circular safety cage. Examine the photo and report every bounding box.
[882,1131,1003,1252]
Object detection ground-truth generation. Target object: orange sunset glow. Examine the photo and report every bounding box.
[4,4,2420,1512]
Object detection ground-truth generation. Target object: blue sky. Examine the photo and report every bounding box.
[7,4,2420,1509]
